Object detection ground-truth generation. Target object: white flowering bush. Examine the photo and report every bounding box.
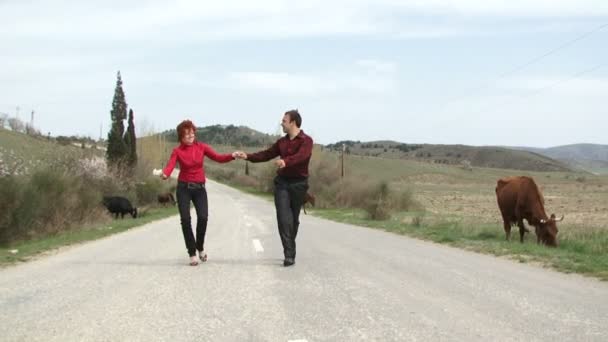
[74,156,108,179]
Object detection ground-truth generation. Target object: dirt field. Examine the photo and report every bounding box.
[342,154,608,234]
[198,147,608,238]
[411,174,608,243]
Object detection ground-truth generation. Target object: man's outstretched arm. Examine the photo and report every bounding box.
[243,141,280,163]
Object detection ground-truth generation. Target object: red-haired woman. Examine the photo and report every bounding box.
[161,120,237,266]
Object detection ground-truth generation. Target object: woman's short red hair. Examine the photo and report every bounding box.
[177,120,196,142]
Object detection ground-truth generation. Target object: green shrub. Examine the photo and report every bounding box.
[0,169,109,246]
[362,181,392,220]
[411,215,424,227]
[390,187,417,211]
[0,176,23,244]
[136,178,165,205]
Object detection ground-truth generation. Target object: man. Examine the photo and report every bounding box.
[237,110,313,267]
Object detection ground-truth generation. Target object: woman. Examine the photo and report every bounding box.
[161,120,237,266]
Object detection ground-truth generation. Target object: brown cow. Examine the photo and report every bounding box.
[495,176,563,247]
[302,192,315,214]
[157,192,176,206]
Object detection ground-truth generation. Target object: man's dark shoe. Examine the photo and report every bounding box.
[283,258,295,267]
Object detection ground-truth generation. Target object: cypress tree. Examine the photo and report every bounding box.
[106,71,128,166]
[124,108,137,167]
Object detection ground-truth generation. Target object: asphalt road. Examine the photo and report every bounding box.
[1,180,606,341]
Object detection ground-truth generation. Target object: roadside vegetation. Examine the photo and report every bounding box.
[2,117,606,280]
[0,73,177,265]
[0,130,178,265]
[206,145,608,281]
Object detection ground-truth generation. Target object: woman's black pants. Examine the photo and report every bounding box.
[176,181,208,257]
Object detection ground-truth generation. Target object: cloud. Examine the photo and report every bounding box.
[1,0,606,146]
[228,72,327,95]
[396,0,608,17]
[223,58,398,95]
[356,59,397,73]
[227,70,395,95]
[2,0,606,43]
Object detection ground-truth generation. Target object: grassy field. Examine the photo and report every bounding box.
[206,148,608,280]
[313,208,608,280]
[202,145,608,239]
[323,154,607,280]
[342,153,607,230]
[0,206,178,266]
[0,138,266,267]
[329,141,573,172]
[3,132,606,280]
[0,129,103,175]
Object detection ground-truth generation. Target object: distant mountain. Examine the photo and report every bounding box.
[326,140,574,172]
[149,125,606,173]
[512,144,608,174]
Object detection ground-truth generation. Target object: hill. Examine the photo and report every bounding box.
[6,124,596,175]
[151,124,577,173]
[325,140,574,172]
[513,144,608,175]
[0,128,103,176]
[159,124,279,147]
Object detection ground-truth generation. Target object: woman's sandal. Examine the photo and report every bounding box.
[189,256,199,266]
[199,251,207,262]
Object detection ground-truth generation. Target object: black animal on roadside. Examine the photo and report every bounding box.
[102,196,138,219]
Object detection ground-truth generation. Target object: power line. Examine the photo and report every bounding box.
[438,22,608,109]
[495,22,608,80]
[470,62,605,115]
[518,62,605,99]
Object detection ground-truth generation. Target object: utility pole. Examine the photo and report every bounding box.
[160,133,167,168]
[30,110,34,127]
[157,133,162,168]
[163,133,167,160]
[341,143,345,178]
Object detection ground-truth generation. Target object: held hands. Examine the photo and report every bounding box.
[232,151,247,160]
[231,151,285,168]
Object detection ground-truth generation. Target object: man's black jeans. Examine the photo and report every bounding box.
[273,176,309,259]
[176,181,208,257]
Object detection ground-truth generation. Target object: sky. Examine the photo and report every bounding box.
[1,0,607,148]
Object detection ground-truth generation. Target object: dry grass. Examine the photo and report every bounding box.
[148,140,608,239]
[401,170,608,233]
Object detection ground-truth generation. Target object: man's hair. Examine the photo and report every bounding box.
[284,109,302,128]
[176,120,196,142]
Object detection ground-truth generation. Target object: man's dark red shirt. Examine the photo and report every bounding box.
[247,130,313,178]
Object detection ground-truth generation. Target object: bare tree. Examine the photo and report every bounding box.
[0,113,8,128]
[25,123,41,136]
[8,117,25,132]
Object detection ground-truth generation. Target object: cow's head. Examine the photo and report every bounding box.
[539,214,564,247]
